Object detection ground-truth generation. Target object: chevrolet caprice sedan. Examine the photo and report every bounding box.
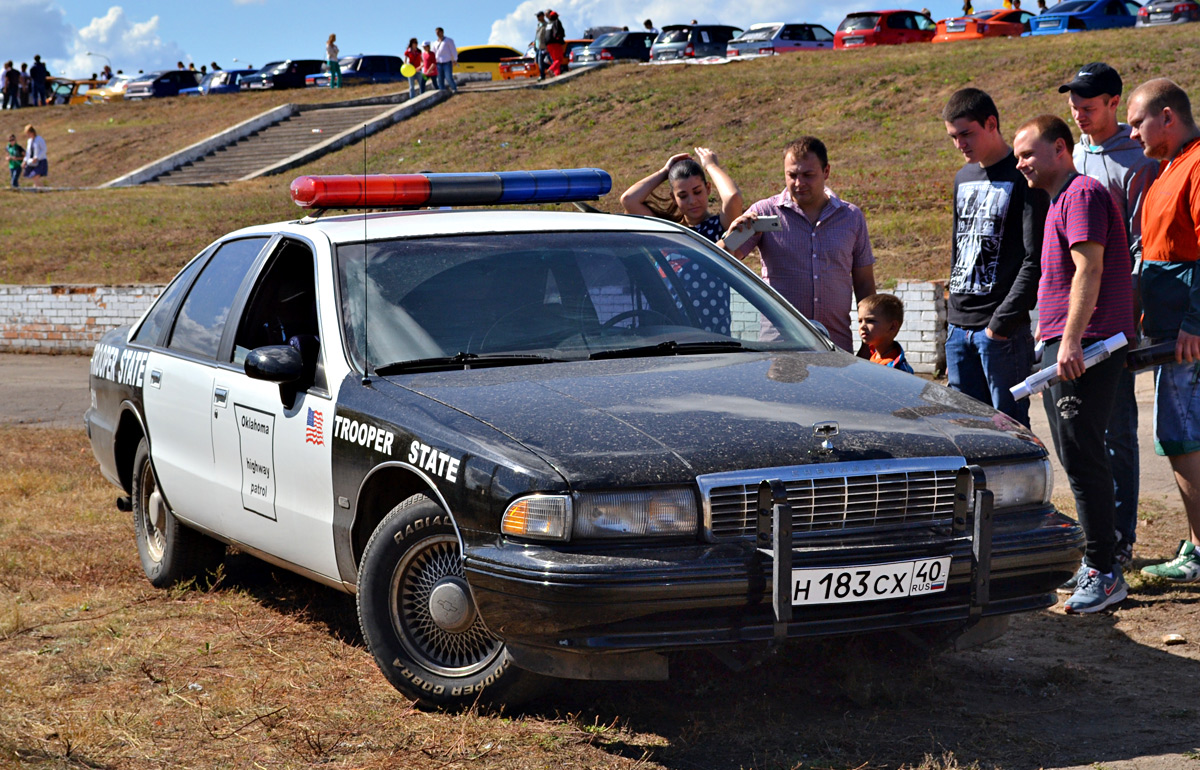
[85,169,1083,708]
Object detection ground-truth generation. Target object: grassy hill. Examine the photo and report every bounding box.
[2,24,1197,286]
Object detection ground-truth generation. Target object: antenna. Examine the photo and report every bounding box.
[361,124,370,385]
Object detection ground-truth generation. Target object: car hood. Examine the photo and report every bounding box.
[382,351,1044,488]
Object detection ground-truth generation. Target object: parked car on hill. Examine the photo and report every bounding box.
[933,9,1034,40]
[85,73,137,104]
[726,22,835,56]
[454,45,522,82]
[180,69,256,96]
[1029,0,1141,33]
[84,166,1083,709]
[1136,0,1199,24]
[571,31,656,63]
[834,10,937,48]
[45,77,106,105]
[305,55,405,87]
[650,24,743,60]
[499,41,592,79]
[125,70,203,100]
[240,60,324,91]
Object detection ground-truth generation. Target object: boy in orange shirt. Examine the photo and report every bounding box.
[857,293,914,374]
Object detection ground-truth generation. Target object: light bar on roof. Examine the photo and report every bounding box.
[289,168,612,209]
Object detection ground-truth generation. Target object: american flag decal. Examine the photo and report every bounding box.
[305,408,324,445]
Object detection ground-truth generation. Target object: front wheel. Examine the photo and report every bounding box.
[131,437,225,587]
[357,493,544,709]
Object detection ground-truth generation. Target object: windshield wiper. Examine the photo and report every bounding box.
[375,352,563,375]
[588,339,753,361]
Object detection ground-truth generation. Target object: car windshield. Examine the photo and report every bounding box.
[967,10,1003,18]
[255,61,282,75]
[336,230,825,371]
[657,28,691,43]
[1049,0,1095,10]
[735,25,782,42]
[591,33,621,46]
[839,14,881,30]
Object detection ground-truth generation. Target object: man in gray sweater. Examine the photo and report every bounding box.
[1060,62,1159,572]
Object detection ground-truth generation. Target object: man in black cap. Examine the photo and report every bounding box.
[1058,62,1159,580]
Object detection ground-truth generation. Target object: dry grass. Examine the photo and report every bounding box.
[2,25,1198,287]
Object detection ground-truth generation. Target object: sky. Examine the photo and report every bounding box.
[0,0,973,79]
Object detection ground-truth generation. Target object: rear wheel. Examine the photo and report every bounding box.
[131,438,225,587]
[357,493,544,709]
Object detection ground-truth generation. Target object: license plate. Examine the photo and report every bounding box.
[657,51,677,59]
[249,82,266,89]
[843,36,864,45]
[1150,11,1172,19]
[790,556,950,605]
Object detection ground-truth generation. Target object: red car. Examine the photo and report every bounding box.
[834,10,937,48]
[933,9,1034,41]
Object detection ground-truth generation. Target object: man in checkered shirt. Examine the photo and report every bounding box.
[721,136,876,352]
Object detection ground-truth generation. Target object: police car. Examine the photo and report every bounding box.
[86,169,1083,708]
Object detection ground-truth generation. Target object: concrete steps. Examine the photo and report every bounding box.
[152,104,388,185]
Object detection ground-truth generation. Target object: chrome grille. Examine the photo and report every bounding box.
[697,457,964,540]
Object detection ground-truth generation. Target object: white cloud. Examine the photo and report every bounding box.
[0,0,73,62]
[487,0,836,50]
[56,6,188,78]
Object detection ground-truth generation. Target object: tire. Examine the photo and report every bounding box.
[357,493,544,710]
[131,438,225,588]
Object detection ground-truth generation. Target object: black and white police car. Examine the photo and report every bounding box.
[86,169,1083,708]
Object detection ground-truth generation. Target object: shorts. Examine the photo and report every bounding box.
[1154,358,1200,456]
[23,159,47,178]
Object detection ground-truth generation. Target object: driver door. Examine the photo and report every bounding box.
[207,238,338,579]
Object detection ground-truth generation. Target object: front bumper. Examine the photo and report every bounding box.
[465,507,1082,654]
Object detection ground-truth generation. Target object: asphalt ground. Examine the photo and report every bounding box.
[0,350,1182,515]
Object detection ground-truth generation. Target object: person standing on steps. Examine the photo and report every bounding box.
[326,33,341,88]
[434,27,458,94]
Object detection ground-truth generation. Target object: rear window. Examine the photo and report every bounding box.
[838,14,881,30]
[457,47,517,63]
[657,28,690,43]
[735,26,780,42]
[1050,1,1095,11]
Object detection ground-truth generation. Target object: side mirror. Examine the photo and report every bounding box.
[245,345,304,384]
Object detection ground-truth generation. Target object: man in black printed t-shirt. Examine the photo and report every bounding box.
[942,88,1050,427]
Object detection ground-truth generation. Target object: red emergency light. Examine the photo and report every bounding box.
[289,169,612,210]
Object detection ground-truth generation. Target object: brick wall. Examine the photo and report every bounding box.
[0,285,163,353]
[0,280,950,371]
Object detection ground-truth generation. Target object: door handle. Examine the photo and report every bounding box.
[149,369,162,388]
[214,387,228,407]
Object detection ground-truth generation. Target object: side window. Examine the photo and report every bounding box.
[886,14,907,28]
[700,30,711,43]
[167,237,269,359]
[916,13,936,29]
[1122,0,1139,12]
[1106,0,1123,12]
[232,240,320,365]
[814,26,835,41]
[133,252,209,347]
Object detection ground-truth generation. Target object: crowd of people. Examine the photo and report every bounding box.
[617,65,1200,611]
[2,56,50,109]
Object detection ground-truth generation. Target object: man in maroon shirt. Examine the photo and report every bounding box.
[1013,114,1135,614]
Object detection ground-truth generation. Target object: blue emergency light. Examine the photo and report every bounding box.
[290,168,612,209]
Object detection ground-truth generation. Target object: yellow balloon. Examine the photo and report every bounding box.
[401,63,417,78]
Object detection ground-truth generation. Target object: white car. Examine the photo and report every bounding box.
[85,168,1080,709]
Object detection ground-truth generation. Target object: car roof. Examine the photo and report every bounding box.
[226,209,685,245]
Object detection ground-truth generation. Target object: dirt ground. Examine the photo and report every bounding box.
[1,353,1197,770]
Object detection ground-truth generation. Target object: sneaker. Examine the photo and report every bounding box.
[1064,568,1127,614]
[1141,540,1200,583]
[1058,560,1087,593]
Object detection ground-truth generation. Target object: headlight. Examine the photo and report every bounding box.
[572,489,697,539]
[500,488,699,542]
[980,458,1053,510]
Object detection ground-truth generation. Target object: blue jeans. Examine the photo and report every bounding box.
[536,49,548,79]
[946,323,1034,427]
[407,73,425,100]
[1107,368,1139,544]
[9,166,19,187]
[436,61,456,92]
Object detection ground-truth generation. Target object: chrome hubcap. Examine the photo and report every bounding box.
[391,534,502,677]
[140,464,167,563]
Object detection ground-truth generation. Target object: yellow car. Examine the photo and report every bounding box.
[454,45,521,81]
[45,77,107,105]
[86,74,137,104]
